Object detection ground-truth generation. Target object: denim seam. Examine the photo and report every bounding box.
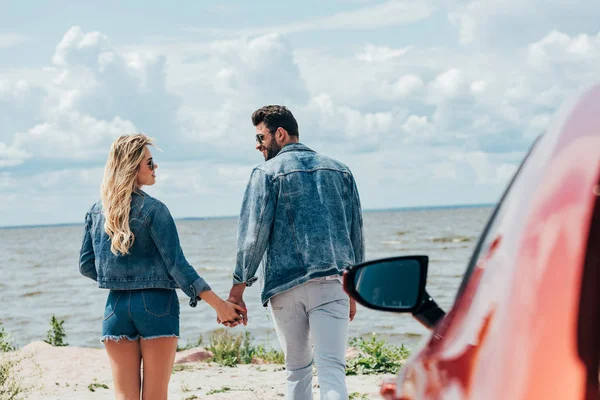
[351,179,365,263]
[244,174,271,285]
[103,292,121,321]
[128,291,133,322]
[142,290,172,317]
[283,192,304,272]
[149,224,187,291]
[271,167,349,180]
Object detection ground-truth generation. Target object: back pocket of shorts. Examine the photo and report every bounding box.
[142,289,173,317]
[103,291,121,321]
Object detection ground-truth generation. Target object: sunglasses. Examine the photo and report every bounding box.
[255,134,265,145]
[147,158,155,171]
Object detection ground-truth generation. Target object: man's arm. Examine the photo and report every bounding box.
[229,168,276,325]
[349,176,365,322]
[350,177,365,264]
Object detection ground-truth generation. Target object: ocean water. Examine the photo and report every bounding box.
[0,206,492,350]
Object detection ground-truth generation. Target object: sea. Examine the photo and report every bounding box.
[0,205,493,350]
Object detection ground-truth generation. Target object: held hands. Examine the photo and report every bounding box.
[215,300,246,326]
[218,295,247,328]
[217,283,248,328]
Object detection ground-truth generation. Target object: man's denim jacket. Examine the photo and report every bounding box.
[79,191,211,307]
[234,143,365,305]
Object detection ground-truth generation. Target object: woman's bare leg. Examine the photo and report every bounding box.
[104,339,142,400]
[140,337,178,400]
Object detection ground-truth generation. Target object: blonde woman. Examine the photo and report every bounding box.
[79,134,243,400]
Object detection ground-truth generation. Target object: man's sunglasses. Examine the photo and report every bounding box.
[255,134,265,145]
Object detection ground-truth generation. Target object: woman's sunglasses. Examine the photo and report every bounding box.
[147,159,155,171]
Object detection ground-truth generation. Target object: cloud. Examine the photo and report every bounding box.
[184,0,436,36]
[448,0,600,48]
[357,45,411,63]
[1,26,181,167]
[0,33,27,48]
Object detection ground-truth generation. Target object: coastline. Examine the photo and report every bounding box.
[2,341,389,399]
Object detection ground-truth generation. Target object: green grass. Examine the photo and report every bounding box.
[177,334,204,352]
[345,334,410,376]
[87,382,109,392]
[207,330,284,367]
[206,386,231,395]
[0,323,15,353]
[0,358,24,400]
[44,316,68,347]
[172,364,196,373]
[349,392,369,400]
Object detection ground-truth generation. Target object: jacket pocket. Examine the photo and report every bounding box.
[103,291,121,321]
[142,289,173,317]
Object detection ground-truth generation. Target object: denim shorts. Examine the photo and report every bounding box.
[101,288,180,342]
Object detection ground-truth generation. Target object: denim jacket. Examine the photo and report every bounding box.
[79,191,211,307]
[234,143,365,305]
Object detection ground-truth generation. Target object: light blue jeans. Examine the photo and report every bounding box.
[269,279,350,400]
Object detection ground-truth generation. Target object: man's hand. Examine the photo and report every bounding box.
[349,298,357,322]
[218,283,248,327]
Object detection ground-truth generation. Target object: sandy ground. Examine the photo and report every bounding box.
[2,341,388,399]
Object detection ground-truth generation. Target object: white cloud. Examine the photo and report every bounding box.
[470,80,488,95]
[427,68,467,103]
[0,142,30,167]
[13,114,137,159]
[401,115,436,142]
[0,33,27,48]
[357,45,411,63]
[391,74,425,98]
[184,0,436,36]
[448,0,600,48]
[1,26,181,165]
[52,26,109,67]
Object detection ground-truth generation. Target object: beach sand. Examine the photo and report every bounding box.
[2,341,388,399]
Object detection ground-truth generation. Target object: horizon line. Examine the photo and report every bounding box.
[0,202,496,230]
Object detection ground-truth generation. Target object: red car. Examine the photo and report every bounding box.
[344,84,600,400]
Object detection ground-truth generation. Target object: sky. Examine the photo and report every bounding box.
[1,0,599,227]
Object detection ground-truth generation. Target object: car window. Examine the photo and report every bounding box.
[454,136,541,301]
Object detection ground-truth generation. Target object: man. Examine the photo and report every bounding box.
[226,105,364,400]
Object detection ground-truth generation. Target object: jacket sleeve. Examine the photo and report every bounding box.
[79,212,98,281]
[149,202,211,307]
[350,176,365,264]
[233,168,276,287]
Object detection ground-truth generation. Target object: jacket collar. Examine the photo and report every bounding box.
[276,143,314,156]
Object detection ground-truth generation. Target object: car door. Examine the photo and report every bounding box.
[397,85,600,400]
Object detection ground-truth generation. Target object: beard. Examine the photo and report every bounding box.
[265,140,282,161]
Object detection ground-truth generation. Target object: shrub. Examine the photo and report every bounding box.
[206,329,284,367]
[0,358,24,400]
[0,324,15,353]
[44,316,68,347]
[345,334,410,376]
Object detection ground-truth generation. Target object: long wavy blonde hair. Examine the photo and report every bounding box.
[101,134,155,255]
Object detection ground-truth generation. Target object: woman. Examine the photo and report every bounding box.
[79,134,243,400]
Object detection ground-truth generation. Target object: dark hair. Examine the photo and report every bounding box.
[251,105,299,137]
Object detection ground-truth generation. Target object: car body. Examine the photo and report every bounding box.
[343,84,600,399]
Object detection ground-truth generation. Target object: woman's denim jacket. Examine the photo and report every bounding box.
[79,191,211,307]
[234,143,365,305]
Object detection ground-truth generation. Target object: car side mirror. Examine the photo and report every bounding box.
[343,256,428,312]
[343,255,446,329]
